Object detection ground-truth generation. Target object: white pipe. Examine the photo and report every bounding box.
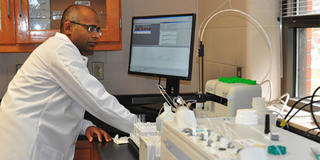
[198,9,273,84]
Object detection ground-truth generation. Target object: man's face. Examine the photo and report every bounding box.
[69,9,101,55]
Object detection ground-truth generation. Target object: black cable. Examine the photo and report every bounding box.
[158,77,161,85]
[283,95,313,120]
[286,100,320,124]
[198,55,201,93]
[198,41,204,94]
[281,87,320,136]
[201,56,204,94]
[310,86,320,131]
[304,127,319,136]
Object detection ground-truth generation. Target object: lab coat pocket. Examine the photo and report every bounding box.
[33,143,64,160]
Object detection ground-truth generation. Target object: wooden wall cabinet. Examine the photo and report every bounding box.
[0,0,122,53]
[0,0,15,44]
[74,140,101,160]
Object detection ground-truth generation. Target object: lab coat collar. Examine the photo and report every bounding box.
[54,32,88,65]
[55,32,72,43]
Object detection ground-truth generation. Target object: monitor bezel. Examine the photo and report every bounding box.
[128,13,196,81]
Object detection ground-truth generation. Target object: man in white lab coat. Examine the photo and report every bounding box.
[0,4,137,160]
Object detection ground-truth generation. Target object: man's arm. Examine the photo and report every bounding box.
[48,42,137,133]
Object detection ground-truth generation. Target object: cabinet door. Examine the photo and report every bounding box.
[0,0,15,44]
[15,0,121,50]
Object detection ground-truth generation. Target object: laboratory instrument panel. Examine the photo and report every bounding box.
[160,117,320,160]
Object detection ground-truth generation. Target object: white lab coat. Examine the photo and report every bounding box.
[0,32,137,160]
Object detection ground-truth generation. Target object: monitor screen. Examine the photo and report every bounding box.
[128,14,196,81]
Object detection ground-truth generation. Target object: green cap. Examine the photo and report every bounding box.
[218,76,256,85]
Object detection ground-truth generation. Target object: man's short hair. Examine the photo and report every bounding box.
[60,5,97,33]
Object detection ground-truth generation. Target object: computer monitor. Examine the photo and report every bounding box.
[128,14,196,96]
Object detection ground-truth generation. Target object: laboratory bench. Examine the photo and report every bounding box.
[76,93,196,160]
[84,93,197,137]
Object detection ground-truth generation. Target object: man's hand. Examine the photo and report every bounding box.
[85,126,112,143]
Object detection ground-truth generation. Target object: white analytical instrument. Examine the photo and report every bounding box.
[160,117,320,160]
[204,79,262,117]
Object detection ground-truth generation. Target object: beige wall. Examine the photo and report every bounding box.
[0,53,30,97]
[246,0,281,100]
[0,0,281,99]
[0,0,198,97]
[198,0,281,100]
[198,0,247,82]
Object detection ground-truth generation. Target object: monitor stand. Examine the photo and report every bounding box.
[166,77,180,97]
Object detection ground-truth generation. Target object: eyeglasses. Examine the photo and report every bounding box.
[69,20,102,36]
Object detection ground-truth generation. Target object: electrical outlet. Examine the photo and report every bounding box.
[236,67,242,78]
[92,62,104,80]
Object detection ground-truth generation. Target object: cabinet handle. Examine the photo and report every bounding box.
[19,0,22,17]
[7,0,10,18]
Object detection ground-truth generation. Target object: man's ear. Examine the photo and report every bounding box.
[63,21,73,36]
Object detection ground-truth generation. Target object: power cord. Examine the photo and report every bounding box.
[286,100,320,124]
[260,80,273,102]
[310,86,320,131]
[284,96,312,120]
[280,87,320,136]
[304,127,319,137]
